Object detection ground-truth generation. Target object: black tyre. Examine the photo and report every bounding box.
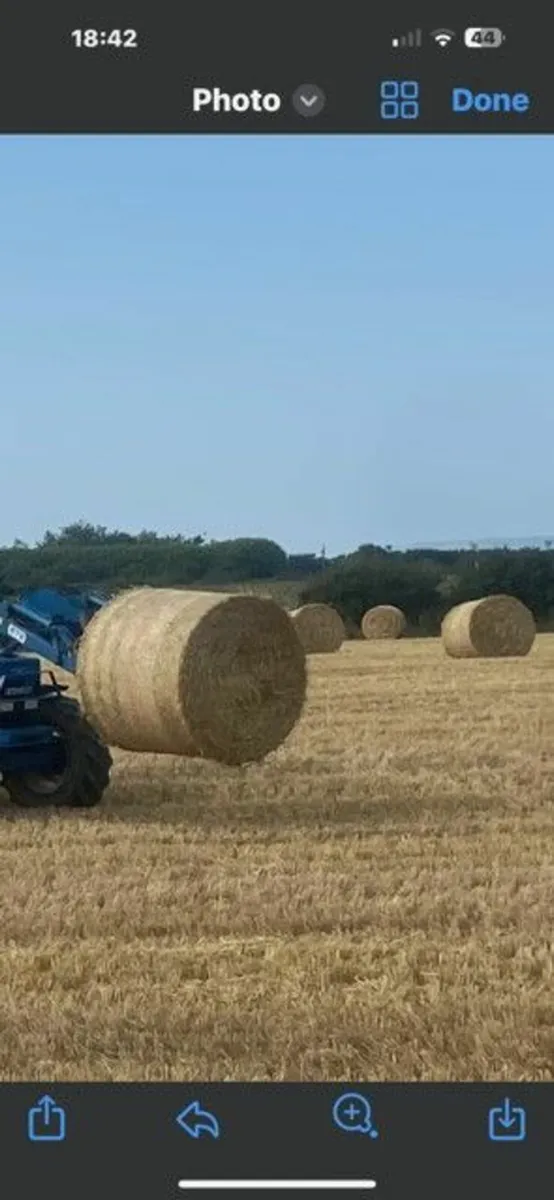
[2,697,112,809]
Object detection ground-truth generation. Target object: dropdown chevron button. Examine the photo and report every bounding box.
[292,84,326,116]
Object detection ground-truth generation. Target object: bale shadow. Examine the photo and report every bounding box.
[0,755,510,835]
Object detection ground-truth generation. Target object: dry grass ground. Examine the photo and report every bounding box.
[0,636,552,1081]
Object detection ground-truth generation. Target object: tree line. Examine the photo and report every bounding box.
[2,522,554,633]
[0,522,323,592]
[300,544,554,632]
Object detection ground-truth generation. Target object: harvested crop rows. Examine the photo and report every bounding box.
[0,636,552,1081]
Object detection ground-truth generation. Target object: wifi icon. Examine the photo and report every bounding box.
[431,28,455,46]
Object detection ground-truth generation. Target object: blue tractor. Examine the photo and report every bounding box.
[0,587,112,808]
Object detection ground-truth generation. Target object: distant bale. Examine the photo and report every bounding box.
[441,594,536,658]
[289,604,344,653]
[361,605,406,640]
[76,587,307,764]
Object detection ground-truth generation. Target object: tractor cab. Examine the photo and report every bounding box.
[0,588,111,808]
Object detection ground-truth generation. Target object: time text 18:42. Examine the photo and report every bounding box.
[70,29,138,49]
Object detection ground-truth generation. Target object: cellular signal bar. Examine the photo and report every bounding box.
[178,1183,377,1191]
[392,28,422,47]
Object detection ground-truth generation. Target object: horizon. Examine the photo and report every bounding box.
[3,522,554,557]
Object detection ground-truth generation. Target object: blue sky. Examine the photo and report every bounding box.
[1,135,552,555]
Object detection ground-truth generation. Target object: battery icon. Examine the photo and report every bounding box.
[464,27,505,47]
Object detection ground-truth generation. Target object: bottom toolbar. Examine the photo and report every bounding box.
[3,1083,551,1199]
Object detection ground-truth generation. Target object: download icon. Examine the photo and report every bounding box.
[488,1098,526,1142]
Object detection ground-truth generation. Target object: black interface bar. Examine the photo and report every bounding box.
[5,1083,552,1198]
[0,6,551,133]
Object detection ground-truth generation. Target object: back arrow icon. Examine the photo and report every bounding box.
[176,1100,220,1139]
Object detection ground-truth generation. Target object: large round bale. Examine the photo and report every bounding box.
[289,604,345,653]
[76,588,307,764]
[441,594,536,658]
[361,604,406,640]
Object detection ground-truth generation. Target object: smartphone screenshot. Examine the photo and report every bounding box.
[0,4,551,1197]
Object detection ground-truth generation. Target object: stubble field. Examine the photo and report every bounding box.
[0,636,552,1081]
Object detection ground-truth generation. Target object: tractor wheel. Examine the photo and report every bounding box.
[2,697,112,809]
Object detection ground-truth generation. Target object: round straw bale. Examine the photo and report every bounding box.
[76,588,307,764]
[361,604,406,639]
[441,594,536,658]
[289,604,345,653]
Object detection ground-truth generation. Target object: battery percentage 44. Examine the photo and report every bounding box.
[464,28,505,47]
